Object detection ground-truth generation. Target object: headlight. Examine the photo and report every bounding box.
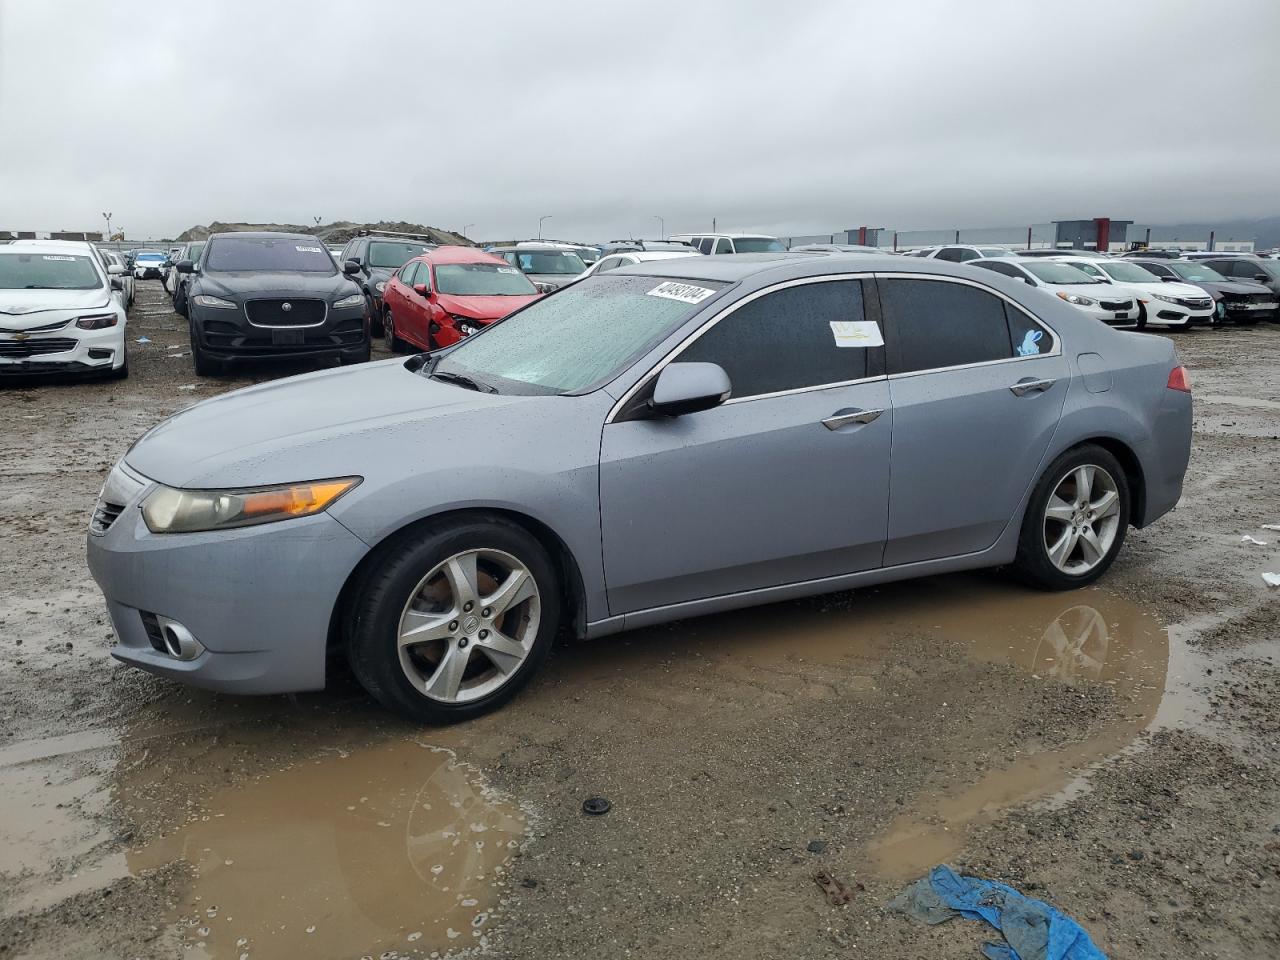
[1151,293,1180,304]
[141,477,361,534]
[1056,291,1097,306]
[374,280,387,294]
[451,315,481,336]
[332,293,364,309]
[76,313,119,330]
[193,294,237,309]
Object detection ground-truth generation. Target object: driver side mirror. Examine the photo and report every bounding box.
[1160,275,1177,281]
[648,362,731,417]
[413,282,431,297]
[106,263,123,275]
[176,259,195,274]
[343,259,362,276]
[1254,274,1269,283]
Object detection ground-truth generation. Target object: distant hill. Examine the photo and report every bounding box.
[176,220,472,246]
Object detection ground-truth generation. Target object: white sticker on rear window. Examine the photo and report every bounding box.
[295,245,323,253]
[647,281,716,305]
[42,255,76,262]
[829,320,883,348]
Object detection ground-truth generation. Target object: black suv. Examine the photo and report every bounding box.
[337,232,435,334]
[169,240,206,315]
[179,232,370,375]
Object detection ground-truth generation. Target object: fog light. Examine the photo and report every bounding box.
[157,617,204,661]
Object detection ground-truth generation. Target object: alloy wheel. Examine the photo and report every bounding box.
[1042,464,1121,576]
[383,311,396,351]
[396,548,541,703]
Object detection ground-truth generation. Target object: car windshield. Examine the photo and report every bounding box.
[980,248,1009,257]
[1100,262,1160,283]
[204,236,336,273]
[0,252,103,290]
[1168,263,1225,282]
[731,237,786,253]
[1024,262,1101,285]
[136,252,165,262]
[433,274,725,394]
[435,263,539,296]
[368,240,433,268]
[514,251,586,275]
[576,248,600,264]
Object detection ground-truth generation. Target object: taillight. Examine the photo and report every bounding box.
[1167,365,1191,393]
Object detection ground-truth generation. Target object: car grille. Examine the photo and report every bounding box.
[0,318,70,334]
[0,337,78,357]
[202,316,363,352]
[1099,299,1132,311]
[244,298,326,327]
[1178,297,1212,310]
[89,462,147,536]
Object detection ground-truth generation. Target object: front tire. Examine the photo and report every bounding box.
[1134,303,1148,331]
[191,333,222,376]
[1013,444,1129,590]
[383,308,407,353]
[346,517,561,724]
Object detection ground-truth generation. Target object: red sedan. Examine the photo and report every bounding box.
[381,246,542,351]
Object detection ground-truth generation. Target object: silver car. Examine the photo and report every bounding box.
[87,254,1192,723]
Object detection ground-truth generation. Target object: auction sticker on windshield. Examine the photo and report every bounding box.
[42,255,77,262]
[295,245,323,253]
[829,320,883,348]
[647,281,716,305]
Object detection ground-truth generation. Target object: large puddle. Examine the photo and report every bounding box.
[1,574,1226,955]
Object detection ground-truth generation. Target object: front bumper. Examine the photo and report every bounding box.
[1221,299,1278,321]
[1144,300,1213,327]
[192,303,368,361]
[135,267,166,279]
[87,472,370,694]
[0,324,125,374]
[1075,301,1138,325]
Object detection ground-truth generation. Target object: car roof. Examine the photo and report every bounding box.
[670,232,777,240]
[206,231,320,241]
[4,239,98,255]
[421,245,511,265]
[607,251,698,261]
[614,250,979,284]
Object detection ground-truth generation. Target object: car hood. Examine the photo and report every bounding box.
[195,271,358,299]
[1142,280,1210,298]
[0,287,113,317]
[434,292,540,321]
[124,358,536,488]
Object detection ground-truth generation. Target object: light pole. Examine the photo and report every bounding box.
[463,223,476,240]
[538,215,552,240]
[102,211,113,240]
[653,215,664,240]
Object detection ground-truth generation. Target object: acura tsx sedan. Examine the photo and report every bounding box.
[87,253,1192,723]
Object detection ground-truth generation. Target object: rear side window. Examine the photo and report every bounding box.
[698,238,714,255]
[934,248,964,262]
[713,238,732,254]
[882,278,1049,373]
[679,280,873,397]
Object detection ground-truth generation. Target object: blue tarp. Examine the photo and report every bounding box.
[888,865,1106,960]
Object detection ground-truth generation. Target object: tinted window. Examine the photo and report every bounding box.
[368,240,433,268]
[881,278,1014,374]
[732,237,786,253]
[679,280,870,397]
[400,262,421,285]
[713,238,732,254]
[974,260,1024,280]
[698,238,714,254]
[205,237,336,273]
[934,248,964,262]
[1006,306,1052,357]
[595,256,624,273]
[1140,262,1175,278]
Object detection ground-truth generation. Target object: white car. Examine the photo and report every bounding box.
[968,257,1140,326]
[0,241,129,378]
[908,244,1016,262]
[578,249,699,278]
[668,232,786,255]
[132,250,168,280]
[1051,256,1214,329]
[100,250,135,308]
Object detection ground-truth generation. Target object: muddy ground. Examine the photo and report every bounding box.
[1,281,1277,959]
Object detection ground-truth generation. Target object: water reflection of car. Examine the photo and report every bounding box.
[1126,258,1277,324]
[88,253,1192,724]
[488,241,587,291]
[968,257,1141,326]
[1,241,129,378]
[380,246,541,352]
[179,231,370,375]
[337,232,437,334]
[1050,256,1214,329]
[577,249,699,279]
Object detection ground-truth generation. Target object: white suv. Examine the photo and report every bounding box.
[668,232,785,255]
[0,241,129,378]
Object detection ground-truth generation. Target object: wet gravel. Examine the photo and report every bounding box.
[1,283,1278,958]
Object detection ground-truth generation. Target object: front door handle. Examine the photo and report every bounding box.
[1009,377,1056,397]
[822,408,884,430]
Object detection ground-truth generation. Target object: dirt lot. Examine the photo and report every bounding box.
[1,280,1278,959]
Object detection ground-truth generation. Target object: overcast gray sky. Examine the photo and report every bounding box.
[1,0,1276,242]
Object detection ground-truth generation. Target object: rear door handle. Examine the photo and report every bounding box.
[1009,378,1056,397]
[822,408,884,430]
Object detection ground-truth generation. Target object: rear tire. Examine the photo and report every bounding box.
[346,517,561,724]
[1013,444,1130,591]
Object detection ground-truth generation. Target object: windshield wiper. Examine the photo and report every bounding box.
[430,370,497,393]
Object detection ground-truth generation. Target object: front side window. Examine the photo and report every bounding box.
[516,251,586,275]
[713,238,732,254]
[1167,262,1223,282]
[1098,262,1159,284]
[595,256,625,273]
[679,280,871,396]
[882,278,1040,374]
[399,262,421,285]
[0,252,102,290]
[698,238,714,254]
[434,262,538,296]
[204,237,336,273]
[933,248,963,262]
[368,240,433,268]
[434,274,725,394]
